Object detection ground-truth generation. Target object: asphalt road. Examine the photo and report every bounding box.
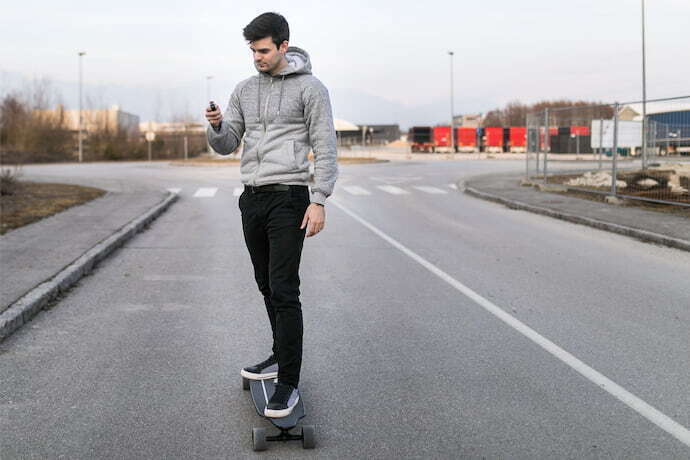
[1,159,689,459]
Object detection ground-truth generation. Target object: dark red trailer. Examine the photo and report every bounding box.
[485,127,504,152]
[433,126,451,146]
[509,127,527,152]
[457,127,477,152]
[433,126,456,152]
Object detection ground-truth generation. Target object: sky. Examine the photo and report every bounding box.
[1,0,689,128]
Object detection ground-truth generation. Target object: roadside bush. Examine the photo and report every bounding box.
[0,165,22,196]
[0,92,74,163]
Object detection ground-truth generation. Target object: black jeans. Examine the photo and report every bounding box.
[238,184,310,388]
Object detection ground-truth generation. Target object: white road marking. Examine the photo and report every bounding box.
[233,187,244,197]
[449,183,458,190]
[167,188,181,194]
[371,175,422,184]
[329,198,690,448]
[377,185,409,195]
[193,187,218,198]
[414,186,448,194]
[343,186,371,196]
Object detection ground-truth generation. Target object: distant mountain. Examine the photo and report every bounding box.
[1,69,496,130]
[329,87,495,130]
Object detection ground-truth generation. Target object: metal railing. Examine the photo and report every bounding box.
[526,96,690,207]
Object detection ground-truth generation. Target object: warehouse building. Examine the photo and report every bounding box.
[35,105,140,136]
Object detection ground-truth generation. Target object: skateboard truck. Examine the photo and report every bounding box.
[251,425,315,451]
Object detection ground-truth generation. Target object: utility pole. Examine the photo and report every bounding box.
[448,51,455,156]
[78,51,86,162]
[641,0,648,169]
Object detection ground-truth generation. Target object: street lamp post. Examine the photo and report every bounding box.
[145,131,155,161]
[641,0,648,169]
[78,51,86,162]
[448,51,455,156]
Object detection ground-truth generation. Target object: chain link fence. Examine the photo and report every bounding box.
[526,96,690,207]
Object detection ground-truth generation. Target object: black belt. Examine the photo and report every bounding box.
[244,184,291,193]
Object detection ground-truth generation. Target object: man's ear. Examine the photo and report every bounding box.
[279,40,289,54]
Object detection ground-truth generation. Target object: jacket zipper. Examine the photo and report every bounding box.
[253,76,274,185]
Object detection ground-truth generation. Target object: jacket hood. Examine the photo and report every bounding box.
[255,46,312,118]
[276,47,312,76]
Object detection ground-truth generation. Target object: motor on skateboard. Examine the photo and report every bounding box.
[242,376,315,451]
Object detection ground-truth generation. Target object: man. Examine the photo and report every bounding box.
[204,12,338,418]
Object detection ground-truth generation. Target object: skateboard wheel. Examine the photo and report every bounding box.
[252,427,267,451]
[301,425,316,449]
[242,377,250,391]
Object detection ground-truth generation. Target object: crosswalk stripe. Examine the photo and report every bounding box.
[193,187,218,198]
[448,183,458,190]
[167,188,181,194]
[342,186,371,196]
[233,187,244,196]
[377,185,409,195]
[414,186,448,194]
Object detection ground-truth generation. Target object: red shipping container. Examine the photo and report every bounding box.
[485,127,503,147]
[570,126,590,136]
[456,127,476,146]
[509,127,526,147]
[433,126,452,147]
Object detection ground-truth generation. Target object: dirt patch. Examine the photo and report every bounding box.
[546,170,690,208]
[0,181,106,235]
[551,189,690,217]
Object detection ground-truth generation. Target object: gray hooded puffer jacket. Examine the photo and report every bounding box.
[207,47,338,205]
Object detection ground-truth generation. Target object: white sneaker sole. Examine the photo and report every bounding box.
[264,394,300,418]
[240,368,278,380]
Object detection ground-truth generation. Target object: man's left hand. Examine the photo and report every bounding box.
[301,204,325,237]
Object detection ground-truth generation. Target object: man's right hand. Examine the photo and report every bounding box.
[205,105,223,127]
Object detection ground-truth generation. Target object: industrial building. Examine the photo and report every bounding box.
[35,105,140,136]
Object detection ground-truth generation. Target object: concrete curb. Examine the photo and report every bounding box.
[462,183,690,253]
[0,192,179,342]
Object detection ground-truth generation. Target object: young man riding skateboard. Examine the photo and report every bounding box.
[204,12,338,418]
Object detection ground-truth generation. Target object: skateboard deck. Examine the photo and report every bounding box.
[249,378,306,429]
[243,376,315,450]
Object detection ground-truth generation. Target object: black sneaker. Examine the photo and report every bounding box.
[264,382,300,418]
[240,355,278,380]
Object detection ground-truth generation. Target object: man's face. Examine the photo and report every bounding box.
[250,37,288,74]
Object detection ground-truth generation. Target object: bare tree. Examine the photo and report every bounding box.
[484,99,615,127]
[482,109,503,127]
[503,100,528,126]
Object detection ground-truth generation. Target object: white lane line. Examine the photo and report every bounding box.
[414,186,448,194]
[343,186,371,196]
[233,187,244,197]
[377,185,409,195]
[449,183,458,190]
[167,188,181,194]
[193,187,218,198]
[328,198,690,448]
